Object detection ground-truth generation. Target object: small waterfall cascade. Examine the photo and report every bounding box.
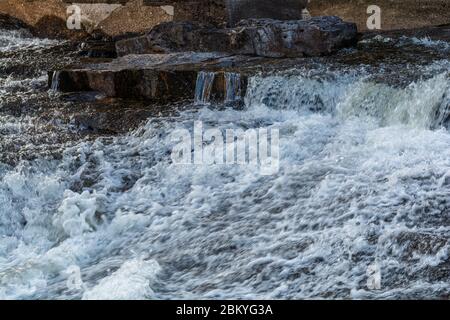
[225,72,242,103]
[194,71,216,104]
[432,86,450,128]
[51,71,61,91]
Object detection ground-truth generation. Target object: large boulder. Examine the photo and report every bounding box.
[116,16,358,58]
[233,17,358,57]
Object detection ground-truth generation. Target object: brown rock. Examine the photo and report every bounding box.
[144,0,307,26]
[227,0,308,26]
[0,0,172,39]
[0,0,89,39]
[307,0,450,31]
[94,0,173,36]
[33,15,90,40]
[49,52,249,103]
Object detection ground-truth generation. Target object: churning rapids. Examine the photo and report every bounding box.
[0,28,449,299]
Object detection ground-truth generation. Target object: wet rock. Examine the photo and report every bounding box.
[394,231,448,261]
[79,41,118,59]
[71,108,153,134]
[116,16,358,58]
[49,52,250,102]
[53,24,450,103]
[233,17,358,57]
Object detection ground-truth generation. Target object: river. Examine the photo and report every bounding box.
[0,28,449,299]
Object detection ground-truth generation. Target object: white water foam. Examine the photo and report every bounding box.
[82,258,161,300]
[0,33,449,299]
[360,34,450,53]
[0,29,59,53]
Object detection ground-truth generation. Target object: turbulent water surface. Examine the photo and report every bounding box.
[0,29,449,299]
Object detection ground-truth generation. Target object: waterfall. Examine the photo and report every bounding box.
[51,71,61,91]
[225,72,242,103]
[245,69,450,129]
[2,27,450,300]
[194,71,216,104]
[433,86,450,128]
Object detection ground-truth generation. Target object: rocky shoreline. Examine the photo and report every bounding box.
[49,16,358,103]
[1,8,450,148]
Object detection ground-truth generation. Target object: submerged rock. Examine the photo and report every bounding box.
[116,16,358,58]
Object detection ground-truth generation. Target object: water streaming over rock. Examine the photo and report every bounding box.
[194,71,216,105]
[50,71,61,91]
[225,72,242,103]
[0,29,449,299]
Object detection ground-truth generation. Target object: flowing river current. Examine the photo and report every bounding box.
[0,28,449,299]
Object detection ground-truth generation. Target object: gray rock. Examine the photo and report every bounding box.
[116,16,358,58]
[234,17,358,57]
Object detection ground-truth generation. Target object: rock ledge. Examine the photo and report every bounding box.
[116,16,358,58]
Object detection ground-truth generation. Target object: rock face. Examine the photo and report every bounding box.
[116,16,358,58]
[50,23,450,103]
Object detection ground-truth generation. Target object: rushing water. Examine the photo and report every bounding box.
[195,71,216,105]
[0,29,449,299]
